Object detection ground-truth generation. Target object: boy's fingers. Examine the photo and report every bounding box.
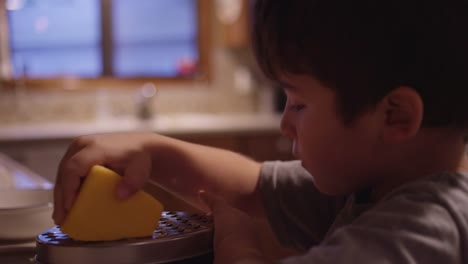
[53,139,93,225]
[117,152,152,200]
[52,185,65,225]
[56,137,90,183]
[57,150,103,213]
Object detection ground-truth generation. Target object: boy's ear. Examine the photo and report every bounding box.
[379,86,423,143]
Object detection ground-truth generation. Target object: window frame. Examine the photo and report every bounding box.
[0,0,212,90]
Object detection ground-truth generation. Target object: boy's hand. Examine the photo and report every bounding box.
[199,191,270,264]
[53,133,154,225]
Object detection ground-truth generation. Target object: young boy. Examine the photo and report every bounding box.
[53,0,468,263]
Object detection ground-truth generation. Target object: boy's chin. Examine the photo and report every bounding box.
[310,173,355,195]
[301,161,356,196]
[300,162,352,195]
[314,182,351,196]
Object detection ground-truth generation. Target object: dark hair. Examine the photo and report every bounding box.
[252,0,468,127]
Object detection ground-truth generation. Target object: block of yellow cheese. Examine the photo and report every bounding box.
[61,165,164,241]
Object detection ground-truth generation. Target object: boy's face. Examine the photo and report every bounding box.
[280,74,382,195]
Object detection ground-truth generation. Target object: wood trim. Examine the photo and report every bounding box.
[1,0,213,90]
[197,0,212,82]
[0,76,210,91]
[101,0,114,76]
[0,1,11,79]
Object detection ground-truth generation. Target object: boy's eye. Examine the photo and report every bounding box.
[288,104,305,112]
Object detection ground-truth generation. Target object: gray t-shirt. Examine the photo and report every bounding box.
[259,160,468,263]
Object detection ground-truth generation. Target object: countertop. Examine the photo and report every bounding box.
[0,113,282,142]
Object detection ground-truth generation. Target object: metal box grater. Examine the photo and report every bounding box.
[35,211,214,264]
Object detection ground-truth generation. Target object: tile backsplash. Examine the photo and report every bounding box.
[0,49,274,125]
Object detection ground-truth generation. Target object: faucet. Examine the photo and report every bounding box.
[137,82,157,120]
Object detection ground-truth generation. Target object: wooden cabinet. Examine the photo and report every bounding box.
[175,131,294,162]
[241,133,293,161]
[0,131,294,182]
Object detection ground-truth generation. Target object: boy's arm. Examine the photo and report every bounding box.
[200,191,275,264]
[145,135,265,217]
[53,132,265,224]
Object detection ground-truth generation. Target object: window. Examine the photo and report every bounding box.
[8,0,101,78]
[112,0,198,77]
[2,0,210,85]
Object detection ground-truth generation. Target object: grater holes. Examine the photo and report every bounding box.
[38,212,213,245]
[152,229,169,239]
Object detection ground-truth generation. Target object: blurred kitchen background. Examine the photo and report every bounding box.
[0,0,292,184]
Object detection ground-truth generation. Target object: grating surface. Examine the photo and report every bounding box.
[36,211,214,264]
[38,211,212,245]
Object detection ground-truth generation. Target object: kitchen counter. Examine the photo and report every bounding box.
[0,113,282,142]
[0,113,289,182]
